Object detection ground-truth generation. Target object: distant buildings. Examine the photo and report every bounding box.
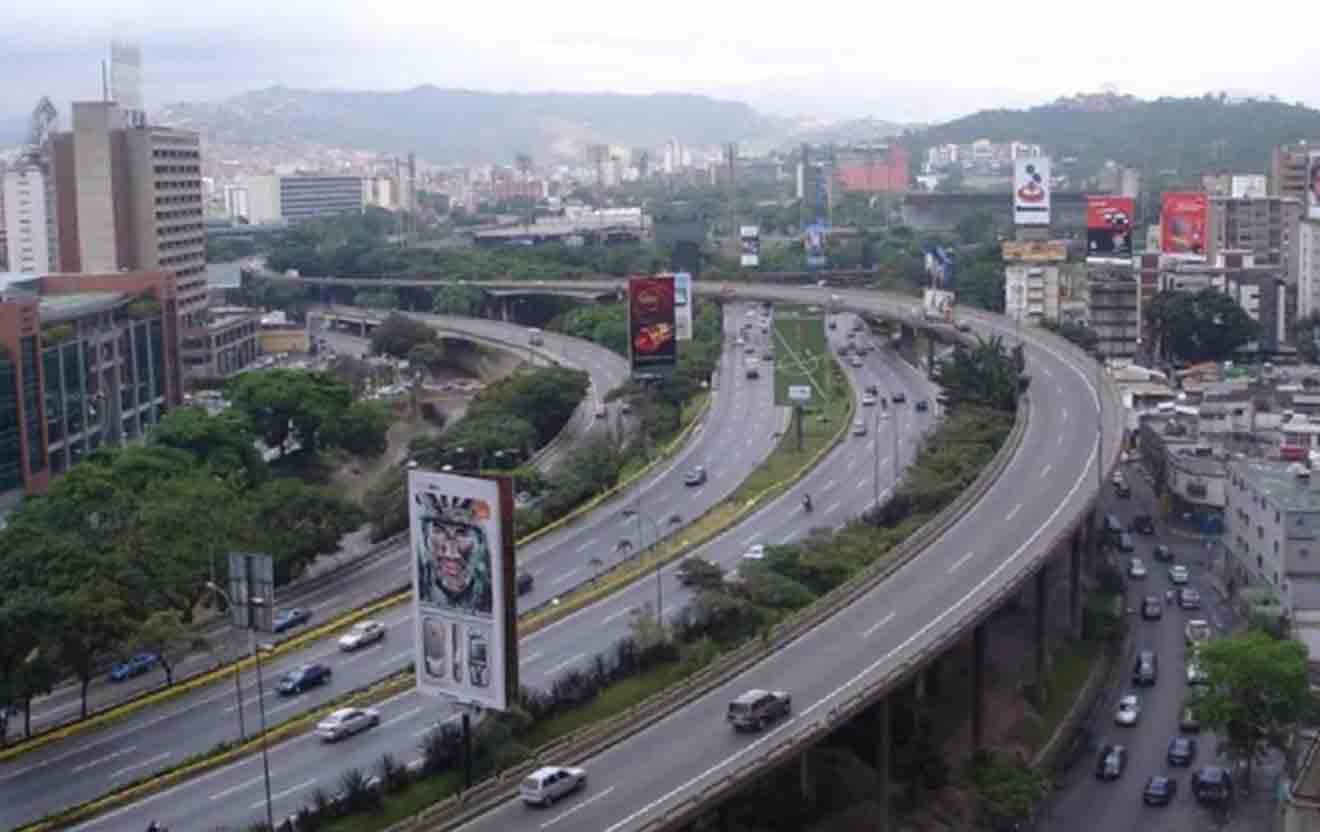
[1270,142,1316,200]
[228,174,364,224]
[2,163,56,274]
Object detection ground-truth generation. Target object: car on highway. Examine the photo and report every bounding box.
[1168,735,1198,766]
[528,328,544,346]
[1153,543,1173,562]
[956,320,972,333]
[850,356,864,368]
[746,367,760,379]
[1141,595,1163,621]
[276,663,332,695]
[516,570,534,596]
[1132,650,1158,686]
[1114,693,1141,726]
[338,619,387,651]
[1179,588,1202,610]
[1127,557,1148,579]
[316,706,380,742]
[1143,775,1178,806]
[1110,470,1125,486]
[520,765,587,807]
[915,399,929,412]
[1133,514,1156,535]
[728,689,792,731]
[853,419,868,437]
[861,392,877,407]
[109,653,160,682]
[272,607,312,633]
[684,466,708,486]
[594,402,607,419]
[744,544,766,561]
[1185,619,1212,646]
[1095,744,1127,781]
[1192,766,1233,805]
[1186,657,1210,686]
[1115,480,1131,498]
[1169,565,1190,585]
[892,391,907,404]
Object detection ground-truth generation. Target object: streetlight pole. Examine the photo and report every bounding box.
[204,583,246,742]
[251,627,275,832]
[620,503,680,630]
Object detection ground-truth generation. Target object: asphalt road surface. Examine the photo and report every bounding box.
[0,303,791,829]
[53,316,937,832]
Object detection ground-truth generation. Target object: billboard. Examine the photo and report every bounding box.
[1230,175,1267,199]
[922,289,955,322]
[673,272,694,341]
[804,223,828,269]
[1309,151,1320,221]
[409,471,517,711]
[1085,196,1135,261]
[770,307,828,407]
[739,226,760,268]
[1013,157,1051,226]
[1002,240,1069,263]
[628,275,677,372]
[924,247,956,287]
[1161,192,1209,258]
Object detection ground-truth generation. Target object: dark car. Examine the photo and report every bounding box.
[516,570,534,596]
[1132,650,1158,686]
[1095,744,1127,781]
[915,400,930,412]
[1143,775,1178,806]
[1133,515,1155,535]
[276,663,332,695]
[1192,766,1233,804]
[891,391,907,404]
[865,384,879,396]
[109,653,160,682]
[1141,595,1163,621]
[1168,736,1197,766]
[273,608,312,633]
[1178,588,1202,610]
[1117,532,1136,553]
[684,466,708,487]
[1115,481,1131,498]
[1153,544,1173,563]
[745,367,760,380]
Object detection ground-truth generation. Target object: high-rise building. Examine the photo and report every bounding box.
[1270,142,1317,200]
[1206,195,1303,287]
[3,163,56,273]
[279,175,363,223]
[1299,221,1320,322]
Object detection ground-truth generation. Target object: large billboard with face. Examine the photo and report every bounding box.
[804,223,828,269]
[1161,192,1208,258]
[1013,157,1051,226]
[673,272,694,341]
[1086,196,1134,261]
[1309,151,1320,221]
[739,225,760,268]
[628,275,677,372]
[409,471,517,711]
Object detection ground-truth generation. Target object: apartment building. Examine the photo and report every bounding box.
[1205,195,1303,288]
[1270,142,1317,200]
[229,174,363,225]
[1087,263,1142,359]
[1224,459,1320,617]
[2,163,56,273]
[1301,221,1320,321]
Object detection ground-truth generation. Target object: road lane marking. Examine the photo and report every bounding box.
[858,478,868,488]
[947,551,976,574]
[847,457,857,470]
[381,706,423,729]
[1006,503,1022,522]
[543,653,586,677]
[824,479,837,490]
[1061,408,1068,424]
[109,751,171,780]
[380,650,412,668]
[575,537,599,553]
[250,778,315,809]
[1040,464,1052,479]
[71,746,136,774]
[741,532,759,545]
[603,606,635,624]
[553,568,580,585]
[861,612,896,638]
[824,501,841,515]
[540,786,617,829]
[520,650,544,666]
[209,774,264,801]
[1057,435,1064,446]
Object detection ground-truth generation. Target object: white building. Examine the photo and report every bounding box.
[2,163,55,273]
[234,176,281,224]
[1004,264,1059,325]
[223,184,250,221]
[1224,459,1320,618]
[1300,220,1320,323]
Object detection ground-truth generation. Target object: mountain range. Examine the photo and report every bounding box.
[154,86,904,163]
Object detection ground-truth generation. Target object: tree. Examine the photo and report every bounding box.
[0,593,58,742]
[130,611,206,687]
[1195,630,1314,787]
[1147,288,1258,363]
[240,480,366,582]
[676,557,725,592]
[226,370,355,455]
[433,283,486,316]
[324,401,391,458]
[150,406,267,486]
[50,582,133,718]
[406,342,447,373]
[934,335,1026,412]
[1043,320,1099,353]
[370,313,438,359]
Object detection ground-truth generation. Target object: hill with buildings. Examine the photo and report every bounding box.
[903,93,1320,182]
[156,85,788,164]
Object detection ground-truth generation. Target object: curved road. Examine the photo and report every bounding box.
[0,303,787,829]
[49,314,937,832]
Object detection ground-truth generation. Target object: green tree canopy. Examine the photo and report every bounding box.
[933,335,1026,412]
[1147,288,1258,363]
[370,313,439,359]
[226,369,355,454]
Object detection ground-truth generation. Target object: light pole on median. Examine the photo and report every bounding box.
[619,504,682,630]
[203,582,246,742]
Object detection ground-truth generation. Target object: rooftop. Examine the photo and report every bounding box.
[1233,459,1320,513]
[39,291,129,323]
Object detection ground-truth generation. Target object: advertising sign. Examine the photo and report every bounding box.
[804,223,828,270]
[1013,157,1051,226]
[1002,240,1069,263]
[409,471,517,711]
[627,275,677,372]
[739,225,760,268]
[673,272,694,342]
[1309,151,1320,221]
[922,288,955,322]
[226,551,275,632]
[1161,192,1209,258]
[1230,175,1267,200]
[1085,196,1134,261]
[771,307,828,407]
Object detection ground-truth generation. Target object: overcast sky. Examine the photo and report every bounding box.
[4,0,1319,126]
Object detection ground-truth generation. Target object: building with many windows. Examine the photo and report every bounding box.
[0,270,181,497]
[1224,459,1320,619]
[2,163,56,274]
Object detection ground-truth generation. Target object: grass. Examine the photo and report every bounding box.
[322,770,464,832]
[732,367,851,501]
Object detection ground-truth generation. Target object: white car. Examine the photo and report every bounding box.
[744,544,766,561]
[1187,660,1210,686]
[316,707,380,742]
[521,765,587,807]
[1127,558,1148,579]
[339,620,387,651]
[1169,565,1190,585]
[1185,619,1212,646]
[1114,693,1141,726]
[861,393,877,407]
[853,419,868,437]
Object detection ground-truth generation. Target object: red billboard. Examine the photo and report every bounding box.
[1086,196,1134,260]
[628,275,677,372]
[1161,192,1208,258]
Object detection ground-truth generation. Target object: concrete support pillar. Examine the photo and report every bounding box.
[500,299,512,323]
[876,697,892,832]
[799,750,816,805]
[972,624,987,752]
[1070,526,1084,641]
[1035,566,1049,708]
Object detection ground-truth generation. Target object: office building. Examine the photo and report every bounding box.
[1205,195,1303,287]
[180,305,259,380]
[2,163,56,274]
[0,269,182,496]
[1224,459,1320,618]
[1140,250,1288,352]
[1087,263,1141,360]
[1270,142,1317,200]
[1301,221,1320,322]
[278,175,363,224]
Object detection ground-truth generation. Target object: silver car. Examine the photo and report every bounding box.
[338,620,387,651]
[520,766,587,807]
[316,707,381,742]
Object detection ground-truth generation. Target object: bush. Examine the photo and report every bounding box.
[339,767,382,814]
[379,752,410,794]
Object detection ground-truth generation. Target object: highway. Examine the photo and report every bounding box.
[52,314,937,832]
[0,302,788,829]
